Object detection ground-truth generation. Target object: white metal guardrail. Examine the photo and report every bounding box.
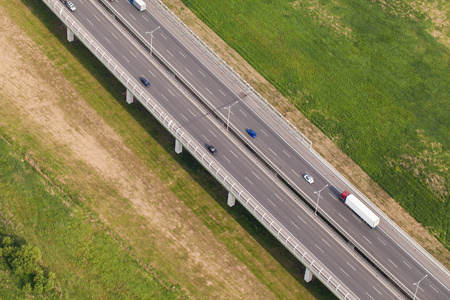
[42,0,358,298]
[150,0,449,281]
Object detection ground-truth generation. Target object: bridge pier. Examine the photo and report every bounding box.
[175,139,182,154]
[227,192,235,207]
[67,27,74,42]
[304,268,313,283]
[126,89,134,104]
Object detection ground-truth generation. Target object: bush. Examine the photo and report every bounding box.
[0,235,56,294]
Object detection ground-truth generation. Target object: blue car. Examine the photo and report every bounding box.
[246,128,257,138]
[139,76,150,87]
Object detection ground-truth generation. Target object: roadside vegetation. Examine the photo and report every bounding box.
[0,136,183,299]
[179,0,450,248]
[0,0,334,299]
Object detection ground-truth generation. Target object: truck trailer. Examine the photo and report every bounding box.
[339,191,380,228]
[129,0,146,11]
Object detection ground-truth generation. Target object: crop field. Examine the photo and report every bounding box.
[179,0,450,248]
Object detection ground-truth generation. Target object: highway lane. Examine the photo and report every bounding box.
[57,0,405,298]
[99,1,450,299]
[57,0,448,298]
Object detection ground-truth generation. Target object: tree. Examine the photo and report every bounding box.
[10,245,41,276]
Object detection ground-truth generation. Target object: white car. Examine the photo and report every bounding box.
[65,1,76,11]
[303,174,314,184]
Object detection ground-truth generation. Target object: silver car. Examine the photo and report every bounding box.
[65,1,76,11]
[303,174,314,184]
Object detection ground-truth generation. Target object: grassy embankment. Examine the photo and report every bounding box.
[0,137,182,299]
[179,0,450,248]
[0,0,333,299]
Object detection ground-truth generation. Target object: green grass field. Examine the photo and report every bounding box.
[0,137,184,299]
[180,0,450,248]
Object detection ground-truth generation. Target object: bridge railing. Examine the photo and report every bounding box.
[42,0,358,298]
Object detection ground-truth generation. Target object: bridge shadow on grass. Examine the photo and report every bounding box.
[22,1,335,299]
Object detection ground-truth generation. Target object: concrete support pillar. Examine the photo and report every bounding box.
[304,268,313,283]
[126,89,134,104]
[227,192,235,207]
[175,139,182,154]
[67,27,74,42]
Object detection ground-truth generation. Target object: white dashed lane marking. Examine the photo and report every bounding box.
[268,148,278,156]
[274,193,284,202]
[291,221,299,230]
[260,129,269,136]
[340,268,349,277]
[377,236,387,246]
[346,261,356,271]
[208,130,217,137]
[315,244,324,253]
[267,199,276,207]
[388,259,398,268]
[338,213,347,221]
[230,150,238,158]
[373,286,382,295]
[403,260,412,269]
[429,284,439,293]
[199,70,206,77]
[160,94,169,102]
[297,215,307,224]
[365,292,375,300]
[352,214,362,222]
[321,239,331,248]
[251,171,260,180]
[363,235,372,244]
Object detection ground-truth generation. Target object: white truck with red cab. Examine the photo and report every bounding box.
[340,191,380,228]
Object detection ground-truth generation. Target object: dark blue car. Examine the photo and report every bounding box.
[139,76,150,87]
[246,128,257,138]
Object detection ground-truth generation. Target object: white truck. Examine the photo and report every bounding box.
[339,191,380,228]
[129,0,146,11]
